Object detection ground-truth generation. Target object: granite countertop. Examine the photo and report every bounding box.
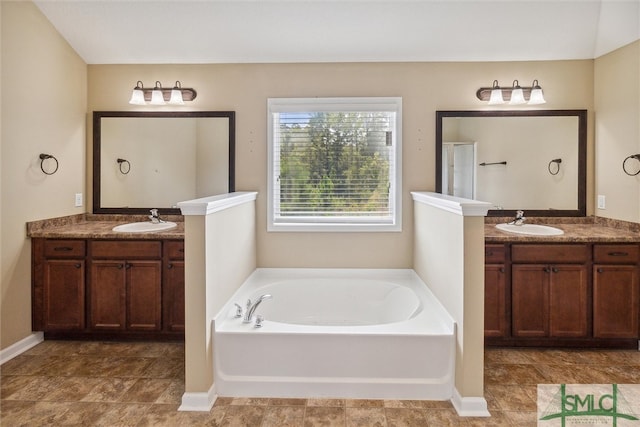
[27,214,185,240]
[485,217,640,243]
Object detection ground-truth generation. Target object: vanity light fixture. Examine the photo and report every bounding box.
[128,80,197,106]
[488,80,504,105]
[169,81,185,105]
[150,81,166,105]
[527,80,546,105]
[508,80,526,105]
[128,81,146,105]
[476,79,546,105]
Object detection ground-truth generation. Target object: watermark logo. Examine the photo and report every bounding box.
[538,384,640,426]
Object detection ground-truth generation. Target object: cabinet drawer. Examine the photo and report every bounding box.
[511,244,589,263]
[91,241,161,259]
[594,244,640,264]
[44,240,86,258]
[165,241,185,259]
[485,244,506,263]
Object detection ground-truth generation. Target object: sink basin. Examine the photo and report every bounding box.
[495,223,564,236]
[112,221,177,233]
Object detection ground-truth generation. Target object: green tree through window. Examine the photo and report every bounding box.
[278,112,392,217]
[268,97,401,232]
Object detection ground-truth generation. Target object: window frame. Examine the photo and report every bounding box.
[267,97,402,232]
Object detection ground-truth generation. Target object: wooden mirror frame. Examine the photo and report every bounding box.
[93,111,236,215]
[435,109,587,217]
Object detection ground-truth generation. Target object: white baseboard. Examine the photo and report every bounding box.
[178,383,217,412]
[0,332,44,365]
[451,387,490,417]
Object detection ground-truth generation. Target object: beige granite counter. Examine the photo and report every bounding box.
[485,216,640,243]
[27,214,184,240]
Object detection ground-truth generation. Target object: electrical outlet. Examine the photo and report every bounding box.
[597,195,606,209]
[75,193,83,207]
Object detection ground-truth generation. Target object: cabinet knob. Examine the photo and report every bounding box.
[543,266,550,273]
[125,263,131,269]
[168,263,173,269]
[75,263,81,269]
[54,246,73,252]
[117,264,124,269]
[552,267,559,273]
[597,268,604,273]
[499,267,504,273]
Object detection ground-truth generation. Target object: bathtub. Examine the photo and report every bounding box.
[213,268,456,400]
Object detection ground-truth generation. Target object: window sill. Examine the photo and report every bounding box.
[268,222,401,233]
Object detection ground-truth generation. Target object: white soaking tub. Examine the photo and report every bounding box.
[213,268,456,400]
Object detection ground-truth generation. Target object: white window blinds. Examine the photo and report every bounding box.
[268,98,402,232]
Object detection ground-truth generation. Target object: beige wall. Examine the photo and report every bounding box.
[595,40,640,222]
[88,60,594,269]
[1,2,87,350]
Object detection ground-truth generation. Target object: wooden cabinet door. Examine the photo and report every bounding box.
[593,265,639,338]
[43,260,85,330]
[164,260,185,332]
[512,265,549,337]
[484,264,506,337]
[90,261,126,330]
[127,261,162,331]
[549,265,588,337]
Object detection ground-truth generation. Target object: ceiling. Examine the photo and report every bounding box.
[34,0,640,65]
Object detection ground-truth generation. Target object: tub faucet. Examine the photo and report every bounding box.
[510,210,526,226]
[243,294,272,323]
[149,209,164,224]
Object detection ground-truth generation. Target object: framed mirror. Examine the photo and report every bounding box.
[436,110,587,217]
[93,111,235,215]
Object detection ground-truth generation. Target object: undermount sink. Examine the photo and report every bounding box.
[112,221,177,233]
[495,223,564,236]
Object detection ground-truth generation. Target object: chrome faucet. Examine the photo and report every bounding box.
[149,209,164,224]
[510,210,526,226]
[243,294,272,323]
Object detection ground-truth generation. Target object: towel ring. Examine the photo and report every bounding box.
[622,154,640,176]
[548,158,562,175]
[117,158,131,174]
[39,153,59,175]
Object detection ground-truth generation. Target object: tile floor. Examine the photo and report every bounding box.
[1,340,639,426]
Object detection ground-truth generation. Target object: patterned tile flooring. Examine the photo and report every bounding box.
[1,340,639,426]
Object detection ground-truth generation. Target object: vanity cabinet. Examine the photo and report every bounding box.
[511,244,589,338]
[484,244,507,337]
[32,239,86,331]
[593,244,640,338]
[486,241,639,348]
[89,241,162,331]
[32,238,184,340]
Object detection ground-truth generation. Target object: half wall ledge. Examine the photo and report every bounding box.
[411,192,492,217]
[178,192,258,216]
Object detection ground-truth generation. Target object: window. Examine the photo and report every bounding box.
[268,97,402,232]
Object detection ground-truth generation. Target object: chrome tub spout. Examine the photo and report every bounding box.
[243,294,272,323]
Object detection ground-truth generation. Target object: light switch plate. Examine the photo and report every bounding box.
[75,193,83,207]
[597,195,605,209]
